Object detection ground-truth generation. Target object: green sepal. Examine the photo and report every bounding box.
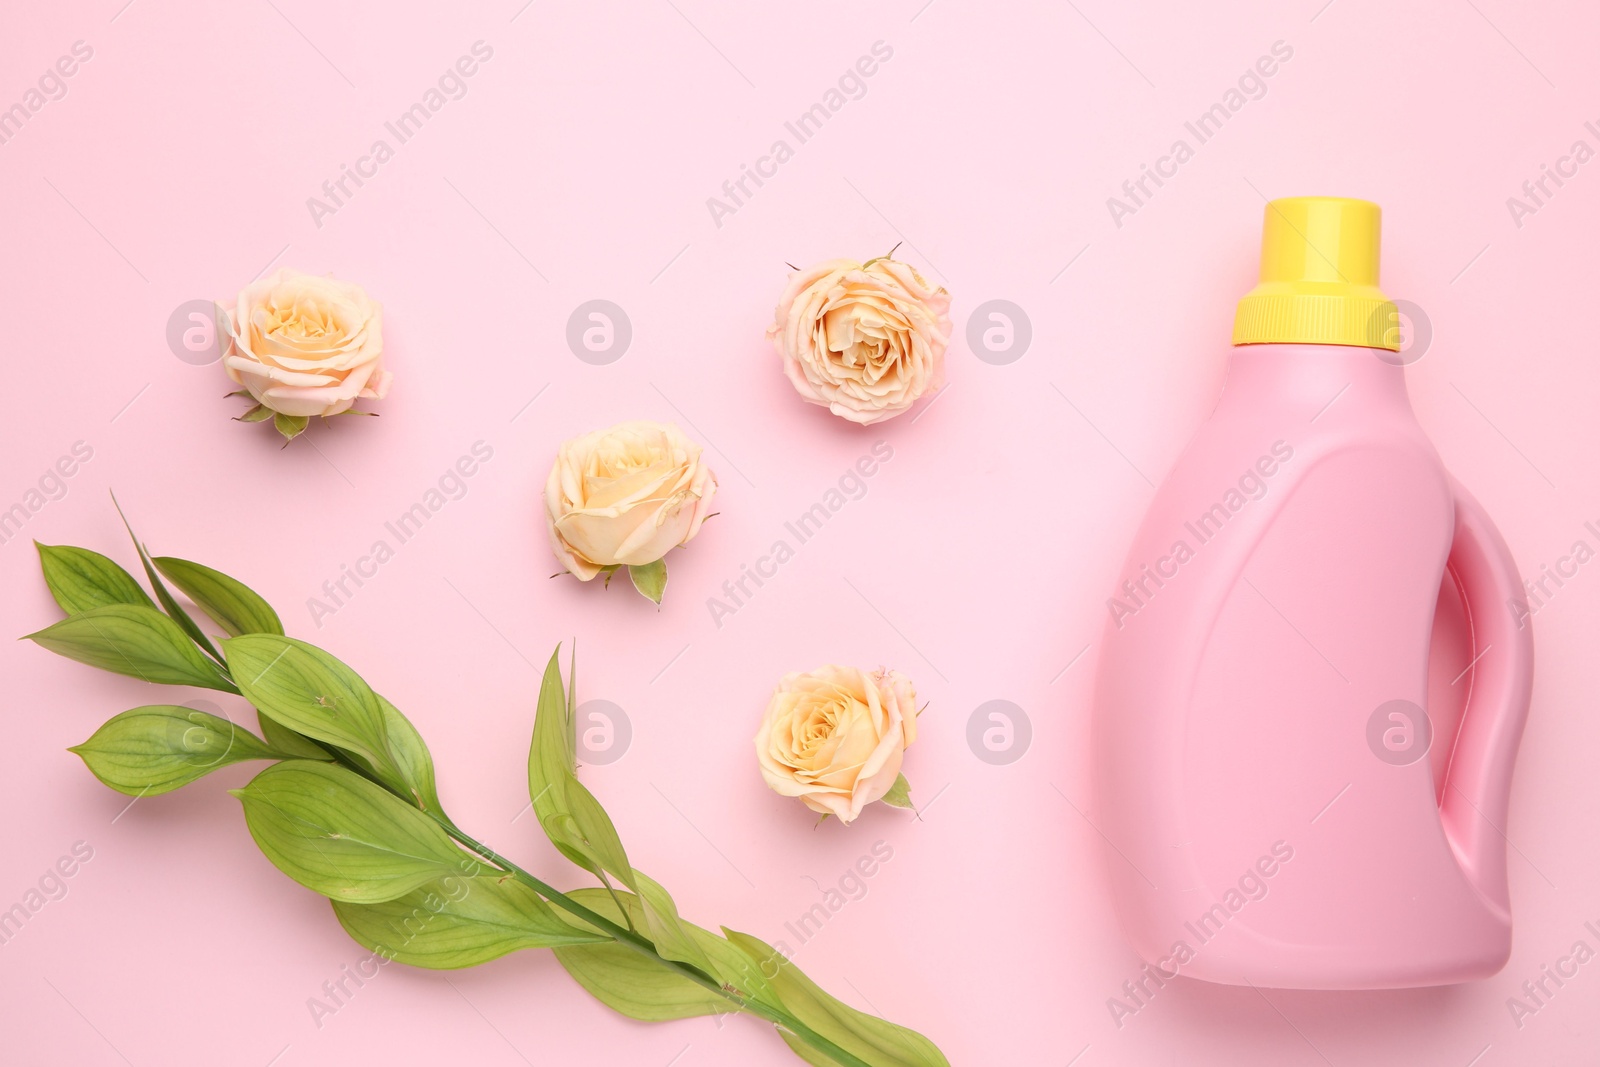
[880,773,914,810]
[628,559,667,605]
[235,404,274,423]
[274,412,309,441]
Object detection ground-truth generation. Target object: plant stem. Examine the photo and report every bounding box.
[435,821,874,1067]
[217,667,873,1065]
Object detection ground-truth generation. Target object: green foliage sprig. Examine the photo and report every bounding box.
[27,516,947,1067]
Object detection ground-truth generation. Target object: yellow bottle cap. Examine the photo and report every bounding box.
[1232,196,1401,351]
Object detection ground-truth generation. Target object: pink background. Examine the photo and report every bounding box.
[2,1,1598,1063]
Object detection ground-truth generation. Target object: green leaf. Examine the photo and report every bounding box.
[880,773,914,810]
[25,604,237,692]
[152,557,284,637]
[628,559,667,605]
[375,693,444,819]
[224,635,387,756]
[275,412,309,441]
[553,889,749,1022]
[632,870,714,975]
[332,873,606,969]
[336,694,446,819]
[35,544,154,615]
[235,404,274,423]
[70,705,282,796]
[525,656,718,972]
[722,930,949,1067]
[554,941,731,1021]
[526,648,634,887]
[523,648,700,965]
[223,634,443,815]
[111,495,226,664]
[547,779,633,889]
[257,712,334,761]
[231,761,476,904]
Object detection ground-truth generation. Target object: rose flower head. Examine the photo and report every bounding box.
[755,665,920,824]
[767,256,951,425]
[545,420,718,604]
[222,268,390,441]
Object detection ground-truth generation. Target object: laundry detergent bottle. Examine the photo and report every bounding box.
[1091,197,1533,989]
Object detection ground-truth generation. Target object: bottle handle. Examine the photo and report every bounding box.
[1436,477,1534,916]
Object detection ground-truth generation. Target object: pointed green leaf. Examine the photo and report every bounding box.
[257,712,334,761]
[337,694,446,820]
[632,870,715,974]
[224,635,388,759]
[222,635,440,814]
[553,889,751,1022]
[722,930,949,1067]
[628,559,667,605]
[26,604,237,692]
[526,648,634,887]
[36,544,154,615]
[554,941,731,1021]
[275,412,309,441]
[231,761,476,904]
[70,705,282,796]
[152,556,283,637]
[523,648,678,948]
[530,646,576,771]
[333,873,606,969]
[880,773,914,810]
[523,651,694,967]
[376,693,444,819]
[540,777,634,889]
[109,495,226,664]
[236,404,274,423]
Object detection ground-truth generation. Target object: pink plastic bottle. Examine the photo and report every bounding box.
[1091,197,1533,989]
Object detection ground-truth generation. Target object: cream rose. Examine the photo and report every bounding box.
[767,257,951,425]
[223,268,391,421]
[755,665,919,823]
[544,420,718,596]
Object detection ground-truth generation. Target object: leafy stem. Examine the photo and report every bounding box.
[31,521,944,1067]
[436,815,875,1067]
[310,702,875,1067]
